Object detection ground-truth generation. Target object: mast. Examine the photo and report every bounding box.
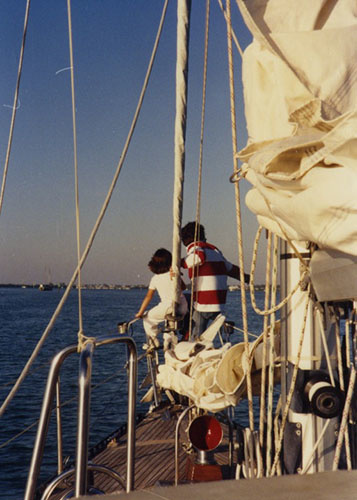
[171,0,191,317]
[280,241,342,473]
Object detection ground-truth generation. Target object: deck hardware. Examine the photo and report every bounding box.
[304,375,344,419]
[185,415,224,482]
[40,463,125,500]
[117,322,128,334]
[24,336,137,500]
[188,415,223,465]
[175,405,195,485]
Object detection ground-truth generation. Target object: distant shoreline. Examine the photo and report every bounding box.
[0,283,147,290]
[0,283,271,291]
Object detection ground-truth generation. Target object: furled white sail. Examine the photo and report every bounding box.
[157,315,280,412]
[236,0,357,256]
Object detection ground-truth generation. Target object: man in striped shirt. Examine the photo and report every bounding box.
[181,222,249,339]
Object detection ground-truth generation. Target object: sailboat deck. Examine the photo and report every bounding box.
[46,404,234,498]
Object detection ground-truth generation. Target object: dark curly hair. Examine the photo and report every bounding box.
[148,248,172,274]
[181,222,206,245]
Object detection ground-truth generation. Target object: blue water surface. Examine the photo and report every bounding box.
[0,288,265,499]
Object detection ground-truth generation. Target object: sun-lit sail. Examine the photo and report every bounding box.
[236,0,357,257]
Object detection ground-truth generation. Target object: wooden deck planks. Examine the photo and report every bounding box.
[46,405,235,498]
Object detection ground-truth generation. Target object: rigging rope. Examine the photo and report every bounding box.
[0,366,124,451]
[334,314,352,469]
[273,396,282,476]
[270,284,310,476]
[66,0,85,348]
[258,231,272,448]
[316,307,336,387]
[250,226,304,316]
[0,0,169,418]
[194,0,210,229]
[300,419,330,475]
[187,0,211,340]
[0,0,31,218]
[217,0,243,57]
[225,0,254,431]
[266,233,279,475]
[333,365,356,470]
[171,0,191,314]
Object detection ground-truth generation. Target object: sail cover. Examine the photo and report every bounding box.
[237,0,357,256]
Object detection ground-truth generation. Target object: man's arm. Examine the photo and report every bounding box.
[183,245,205,269]
[227,264,250,284]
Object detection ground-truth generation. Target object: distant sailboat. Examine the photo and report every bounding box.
[38,283,53,291]
[39,267,53,291]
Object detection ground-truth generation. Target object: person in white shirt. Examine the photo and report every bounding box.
[135,248,187,342]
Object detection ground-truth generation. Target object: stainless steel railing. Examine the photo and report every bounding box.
[24,335,137,500]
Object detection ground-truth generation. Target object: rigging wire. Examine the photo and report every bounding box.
[0,367,125,450]
[0,0,31,217]
[266,233,279,475]
[217,0,243,57]
[258,231,272,448]
[334,317,352,468]
[224,0,254,431]
[66,0,85,348]
[0,0,169,418]
[171,0,191,313]
[250,226,304,316]
[188,0,211,340]
[270,285,310,476]
[299,419,330,475]
[0,359,51,391]
[333,365,356,470]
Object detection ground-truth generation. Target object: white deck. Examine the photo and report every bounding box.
[81,469,357,499]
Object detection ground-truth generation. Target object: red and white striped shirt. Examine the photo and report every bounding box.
[182,241,233,312]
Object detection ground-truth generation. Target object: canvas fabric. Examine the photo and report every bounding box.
[236,0,357,256]
[156,319,280,412]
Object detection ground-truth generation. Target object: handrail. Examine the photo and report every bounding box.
[24,335,137,500]
[55,378,63,474]
[41,463,125,500]
[75,341,95,497]
[175,405,195,485]
[25,345,77,500]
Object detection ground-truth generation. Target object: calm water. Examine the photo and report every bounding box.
[0,288,265,499]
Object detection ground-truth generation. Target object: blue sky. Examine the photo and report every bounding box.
[0,1,265,285]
